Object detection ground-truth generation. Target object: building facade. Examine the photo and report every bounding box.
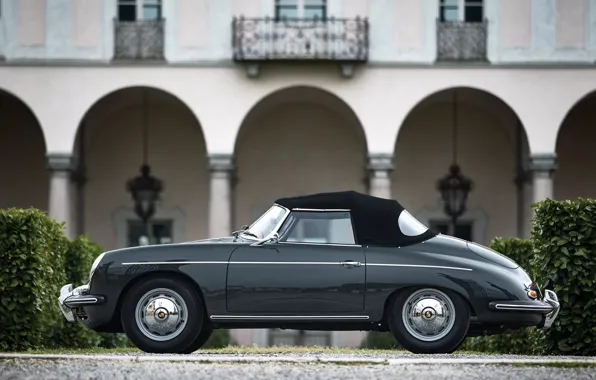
[1,0,596,347]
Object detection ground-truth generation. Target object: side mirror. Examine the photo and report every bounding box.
[251,233,280,247]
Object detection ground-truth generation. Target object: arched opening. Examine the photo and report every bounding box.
[393,87,530,245]
[0,89,48,210]
[75,86,208,251]
[232,85,368,348]
[554,91,596,200]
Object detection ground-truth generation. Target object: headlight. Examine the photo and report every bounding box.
[89,252,107,280]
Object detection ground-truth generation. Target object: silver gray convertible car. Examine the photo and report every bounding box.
[58,191,560,354]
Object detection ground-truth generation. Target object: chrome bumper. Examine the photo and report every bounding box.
[58,283,104,323]
[542,289,560,329]
[488,289,561,329]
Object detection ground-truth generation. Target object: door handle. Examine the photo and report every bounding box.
[340,261,361,268]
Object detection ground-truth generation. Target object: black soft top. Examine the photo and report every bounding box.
[275,191,437,247]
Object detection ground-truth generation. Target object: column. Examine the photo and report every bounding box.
[529,153,557,202]
[367,153,393,199]
[208,154,234,238]
[46,153,76,239]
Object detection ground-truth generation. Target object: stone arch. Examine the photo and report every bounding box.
[0,88,49,210]
[75,86,209,250]
[554,90,596,200]
[393,86,531,244]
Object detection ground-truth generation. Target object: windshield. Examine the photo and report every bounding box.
[243,205,287,240]
[398,210,429,236]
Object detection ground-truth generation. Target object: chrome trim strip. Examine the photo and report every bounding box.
[366,263,473,272]
[231,261,341,265]
[494,304,553,311]
[64,297,99,305]
[121,262,471,271]
[291,208,351,212]
[122,261,228,265]
[209,315,369,320]
[279,241,362,247]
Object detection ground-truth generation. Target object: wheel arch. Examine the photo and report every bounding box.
[380,285,477,327]
[109,270,209,332]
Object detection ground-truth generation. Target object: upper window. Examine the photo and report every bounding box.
[279,211,356,245]
[398,210,429,237]
[439,0,483,22]
[275,0,327,20]
[118,0,162,21]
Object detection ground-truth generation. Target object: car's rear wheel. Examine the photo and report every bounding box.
[121,276,204,354]
[388,287,470,354]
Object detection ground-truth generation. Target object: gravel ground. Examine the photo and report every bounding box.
[1,359,596,380]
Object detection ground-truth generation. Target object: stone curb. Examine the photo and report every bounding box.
[1,353,596,365]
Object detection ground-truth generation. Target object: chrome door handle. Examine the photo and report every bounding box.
[340,261,361,268]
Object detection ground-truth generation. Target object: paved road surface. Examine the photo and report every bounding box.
[1,353,595,380]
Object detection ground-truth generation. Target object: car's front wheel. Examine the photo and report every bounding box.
[121,276,205,354]
[388,287,470,354]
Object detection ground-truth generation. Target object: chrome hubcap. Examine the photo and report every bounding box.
[135,288,188,342]
[402,288,455,342]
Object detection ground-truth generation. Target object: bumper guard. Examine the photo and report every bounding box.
[58,283,105,323]
[487,289,561,329]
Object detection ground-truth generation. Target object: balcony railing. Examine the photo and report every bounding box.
[114,19,165,61]
[437,20,488,62]
[232,17,369,62]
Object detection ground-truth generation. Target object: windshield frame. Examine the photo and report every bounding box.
[240,204,290,241]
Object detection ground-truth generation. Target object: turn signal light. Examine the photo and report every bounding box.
[527,290,537,299]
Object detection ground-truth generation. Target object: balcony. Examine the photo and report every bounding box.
[232,16,369,77]
[113,19,165,61]
[436,20,488,62]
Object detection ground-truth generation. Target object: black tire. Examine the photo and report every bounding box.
[121,276,205,354]
[180,325,214,354]
[387,287,470,354]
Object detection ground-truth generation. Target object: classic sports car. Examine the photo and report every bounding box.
[58,191,560,354]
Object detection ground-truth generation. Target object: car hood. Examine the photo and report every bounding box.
[466,241,519,269]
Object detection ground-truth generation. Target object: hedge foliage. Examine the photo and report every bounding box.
[530,198,596,356]
[0,208,131,351]
[0,208,69,351]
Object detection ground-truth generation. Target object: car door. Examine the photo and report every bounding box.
[226,210,366,314]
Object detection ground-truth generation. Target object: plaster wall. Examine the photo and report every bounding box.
[490,0,596,63]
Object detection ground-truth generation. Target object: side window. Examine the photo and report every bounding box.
[280,211,356,245]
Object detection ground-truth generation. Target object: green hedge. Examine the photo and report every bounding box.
[0,208,68,351]
[0,208,131,351]
[530,198,596,356]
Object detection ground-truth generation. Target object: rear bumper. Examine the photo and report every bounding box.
[58,283,106,323]
[487,289,560,329]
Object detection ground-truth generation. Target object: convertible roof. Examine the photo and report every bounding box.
[275,191,437,247]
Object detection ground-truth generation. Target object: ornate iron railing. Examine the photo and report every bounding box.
[232,17,369,62]
[114,19,165,60]
[436,20,488,61]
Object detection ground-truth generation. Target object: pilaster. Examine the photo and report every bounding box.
[208,154,235,238]
[367,153,393,199]
[46,153,76,239]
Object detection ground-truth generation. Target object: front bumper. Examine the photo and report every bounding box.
[488,289,561,329]
[58,283,106,323]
